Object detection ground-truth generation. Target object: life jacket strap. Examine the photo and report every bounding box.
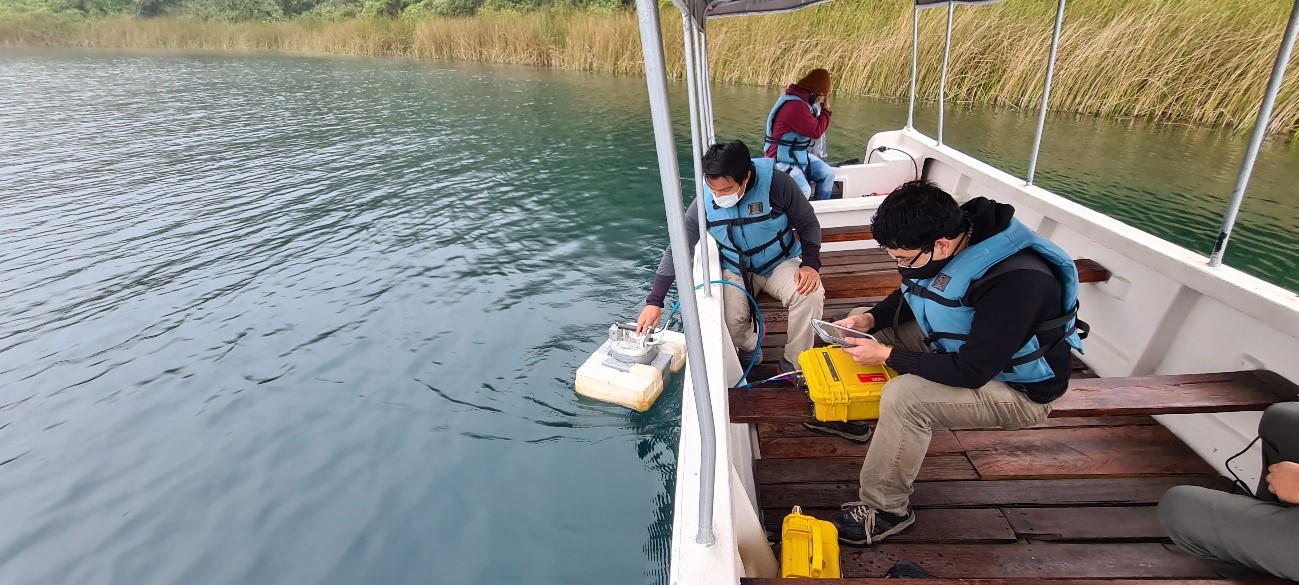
[902,278,965,308]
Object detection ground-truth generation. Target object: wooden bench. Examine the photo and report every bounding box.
[730,370,1299,424]
[821,225,874,244]
[756,249,1111,304]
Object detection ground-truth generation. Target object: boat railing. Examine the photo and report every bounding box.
[633,0,719,546]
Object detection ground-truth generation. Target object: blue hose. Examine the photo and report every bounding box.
[662,280,763,384]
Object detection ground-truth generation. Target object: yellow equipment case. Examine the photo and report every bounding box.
[780,506,841,578]
[798,346,899,421]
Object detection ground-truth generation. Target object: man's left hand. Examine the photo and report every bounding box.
[841,336,891,366]
[794,266,821,295]
[1266,461,1299,505]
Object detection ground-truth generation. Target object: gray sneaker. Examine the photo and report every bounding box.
[832,503,915,546]
[802,420,873,443]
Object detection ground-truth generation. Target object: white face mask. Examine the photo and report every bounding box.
[713,193,741,208]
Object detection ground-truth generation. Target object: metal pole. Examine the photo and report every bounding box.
[694,27,715,287]
[908,4,918,129]
[635,0,717,545]
[683,15,711,297]
[938,0,954,145]
[1209,0,1299,267]
[1026,0,1066,186]
[697,26,716,144]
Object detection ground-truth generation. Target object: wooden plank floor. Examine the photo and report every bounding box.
[745,250,1288,582]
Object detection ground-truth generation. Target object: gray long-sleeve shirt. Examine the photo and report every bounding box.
[645,171,822,307]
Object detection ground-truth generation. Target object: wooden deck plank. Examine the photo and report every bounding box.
[756,454,978,484]
[759,475,1233,509]
[821,226,874,243]
[1001,506,1168,542]
[956,426,1216,479]
[1057,371,1298,416]
[817,258,1114,301]
[835,543,1217,579]
[761,508,1015,544]
[730,370,1298,424]
[755,416,1155,440]
[759,429,964,459]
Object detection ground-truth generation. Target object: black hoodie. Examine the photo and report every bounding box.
[869,197,1072,403]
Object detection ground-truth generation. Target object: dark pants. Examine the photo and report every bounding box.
[1157,402,1299,580]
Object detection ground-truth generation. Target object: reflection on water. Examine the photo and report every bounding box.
[1,49,1297,585]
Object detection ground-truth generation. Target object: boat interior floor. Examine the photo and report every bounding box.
[733,246,1299,583]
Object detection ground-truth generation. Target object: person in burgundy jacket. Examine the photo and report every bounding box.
[764,68,836,201]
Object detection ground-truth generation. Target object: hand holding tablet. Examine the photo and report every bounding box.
[810,319,877,346]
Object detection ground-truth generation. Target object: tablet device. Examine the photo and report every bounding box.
[810,319,877,346]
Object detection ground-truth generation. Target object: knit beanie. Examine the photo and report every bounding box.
[795,69,832,95]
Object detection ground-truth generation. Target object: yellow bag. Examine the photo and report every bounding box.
[798,346,899,421]
[780,506,841,578]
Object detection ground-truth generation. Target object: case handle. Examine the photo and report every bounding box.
[810,523,825,577]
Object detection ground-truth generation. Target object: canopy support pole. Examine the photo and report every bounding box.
[907,4,919,130]
[938,0,954,145]
[1026,0,1066,186]
[1209,0,1299,267]
[697,26,716,144]
[636,0,716,546]
[683,15,711,296]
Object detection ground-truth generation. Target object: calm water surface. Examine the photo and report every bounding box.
[1,50,1296,585]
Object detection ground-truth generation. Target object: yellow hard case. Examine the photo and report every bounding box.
[779,506,841,579]
[798,346,899,421]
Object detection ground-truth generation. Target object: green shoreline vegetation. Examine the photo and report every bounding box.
[2,0,1297,135]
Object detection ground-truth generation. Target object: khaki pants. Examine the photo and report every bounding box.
[851,311,1052,514]
[722,258,825,364]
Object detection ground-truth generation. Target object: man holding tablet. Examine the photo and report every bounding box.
[828,180,1086,547]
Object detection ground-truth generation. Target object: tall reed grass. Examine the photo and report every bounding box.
[3,0,1296,134]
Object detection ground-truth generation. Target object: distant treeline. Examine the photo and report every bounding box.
[0,0,628,21]
[2,0,1296,136]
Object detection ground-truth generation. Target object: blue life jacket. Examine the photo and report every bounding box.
[703,158,802,279]
[900,219,1086,384]
[764,93,815,176]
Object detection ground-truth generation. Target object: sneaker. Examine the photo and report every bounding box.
[802,421,874,443]
[737,348,757,369]
[777,357,797,375]
[832,503,915,546]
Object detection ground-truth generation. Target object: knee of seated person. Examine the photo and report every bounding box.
[880,375,927,413]
[797,284,825,303]
[1260,402,1299,438]
[1157,485,1212,535]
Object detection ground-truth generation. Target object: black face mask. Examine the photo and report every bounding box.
[898,255,954,280]
[897,225,970,281]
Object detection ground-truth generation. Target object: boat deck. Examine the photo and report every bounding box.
[734,247,1298,583]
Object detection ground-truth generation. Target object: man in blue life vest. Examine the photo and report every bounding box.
[764,68,836,201]
[636,140,825,374]
[826,180,1086,545]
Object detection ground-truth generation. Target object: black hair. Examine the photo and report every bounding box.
[871,180,967,250]
[701,140,756,189]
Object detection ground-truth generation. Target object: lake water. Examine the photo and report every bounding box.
[1,50,1296,585]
